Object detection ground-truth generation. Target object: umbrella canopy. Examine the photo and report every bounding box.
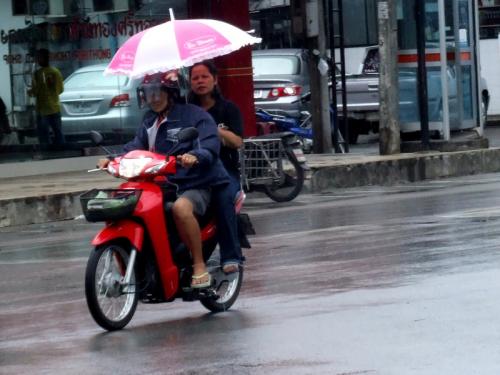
[105,18,261,78]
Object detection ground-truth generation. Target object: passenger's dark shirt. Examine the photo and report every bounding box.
[206,98,243,175]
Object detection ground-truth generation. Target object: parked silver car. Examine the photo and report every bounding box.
[60,64,146,142]
[252,49,310,118]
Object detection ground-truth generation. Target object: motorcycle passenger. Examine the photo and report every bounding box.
[189,60,244,274]
[98,71,228,289]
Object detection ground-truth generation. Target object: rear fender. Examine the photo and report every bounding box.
[237,213,255,248]
[91,220,144,250]
[286,146,309,167]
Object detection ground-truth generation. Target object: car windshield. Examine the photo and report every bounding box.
[64,70,128,89]
[252,56,300,75]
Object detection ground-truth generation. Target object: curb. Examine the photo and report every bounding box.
[308,148,500,192]
[0,191,85,227]
[3,147,500,227]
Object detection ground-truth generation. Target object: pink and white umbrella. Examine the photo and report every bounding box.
[105,17,261,78]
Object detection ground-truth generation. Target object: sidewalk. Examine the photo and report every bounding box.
[2,129,500,227]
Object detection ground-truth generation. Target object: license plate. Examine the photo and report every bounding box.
[253,90,262,99]
[72,102,92,113]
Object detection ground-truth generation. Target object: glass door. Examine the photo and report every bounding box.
[397,0,450,135]
[397,0,480,138]
[447,0,478,129]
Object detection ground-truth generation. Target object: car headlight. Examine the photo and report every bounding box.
[119,157,153,178]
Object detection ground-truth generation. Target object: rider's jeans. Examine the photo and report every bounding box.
[213,172,244,266]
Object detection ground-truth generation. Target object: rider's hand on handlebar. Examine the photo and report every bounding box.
[177,153,198,168]
[97,158,110,169]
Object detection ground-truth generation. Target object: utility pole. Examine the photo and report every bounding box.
[378,0,400,155]
[305,0,332,153]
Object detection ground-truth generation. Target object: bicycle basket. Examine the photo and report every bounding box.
[241,138,284,181]
[80,189,142,222]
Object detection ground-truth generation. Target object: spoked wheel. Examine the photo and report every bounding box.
[85,243,138,331]
[200,249,243,312]
[263,151,305,202]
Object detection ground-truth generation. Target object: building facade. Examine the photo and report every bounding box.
[0,0,254,155]
[1,0,498,158]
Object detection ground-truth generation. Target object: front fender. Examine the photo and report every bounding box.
[91,220,144,250]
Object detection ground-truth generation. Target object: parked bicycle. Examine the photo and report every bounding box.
[240,132,308,202]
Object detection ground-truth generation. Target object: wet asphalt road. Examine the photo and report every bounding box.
[2,174,500,374]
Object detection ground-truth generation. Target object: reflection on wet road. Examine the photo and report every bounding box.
[2,174,500,374]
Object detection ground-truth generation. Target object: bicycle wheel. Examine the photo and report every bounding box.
[263,151,304,202]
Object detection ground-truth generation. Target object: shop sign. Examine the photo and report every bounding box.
[3,48,111,65]
[1,14,162,45]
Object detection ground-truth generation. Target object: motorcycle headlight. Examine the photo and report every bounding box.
[119,157,153,178]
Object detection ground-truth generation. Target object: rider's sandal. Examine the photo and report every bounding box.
[191,272,212,289]
[222,263,239,274]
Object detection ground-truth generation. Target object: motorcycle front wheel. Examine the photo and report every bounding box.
[200,249,243,312]
[263,151,305,202]
[85,243,138,331]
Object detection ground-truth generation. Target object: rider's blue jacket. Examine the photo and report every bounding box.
[123,102,229,192]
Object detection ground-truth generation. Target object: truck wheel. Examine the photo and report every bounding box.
[482,92,489,125]
[338,121,359,145]
[348,127,359,144]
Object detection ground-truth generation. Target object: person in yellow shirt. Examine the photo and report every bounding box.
[28,48,64,148]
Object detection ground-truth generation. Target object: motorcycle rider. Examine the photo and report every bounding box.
[98,71,228,289]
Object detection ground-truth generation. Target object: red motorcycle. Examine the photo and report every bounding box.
[81,128,253,331]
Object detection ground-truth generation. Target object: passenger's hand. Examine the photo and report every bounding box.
[97,158,110,169]
[177,153,198,168]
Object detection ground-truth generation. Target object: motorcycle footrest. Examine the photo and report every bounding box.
[181,287,219,301]
[197,288,219,300]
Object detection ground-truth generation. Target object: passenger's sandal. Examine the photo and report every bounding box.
[191,272,212,289]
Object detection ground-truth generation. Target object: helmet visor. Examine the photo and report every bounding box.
[137,83,165,108]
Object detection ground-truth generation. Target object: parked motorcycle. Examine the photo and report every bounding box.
[256,93,347,154]
[241,131,308,203]
[81,128,254,331]
[255,108,313,153]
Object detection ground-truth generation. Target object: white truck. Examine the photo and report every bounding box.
[337,47,490,143]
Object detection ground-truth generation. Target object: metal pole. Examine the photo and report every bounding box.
[415,0,430,148]
[327,0,342,153]
[307,0,332,154]
[438,0,451,140]
[337,0,349,153]
[472,0,483,133]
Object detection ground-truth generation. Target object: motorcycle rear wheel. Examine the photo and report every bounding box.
[263,151,304,202]
[85,243,138,331]
[200,249,243,312]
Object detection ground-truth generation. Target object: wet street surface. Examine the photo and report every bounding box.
[2,174,500,374]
